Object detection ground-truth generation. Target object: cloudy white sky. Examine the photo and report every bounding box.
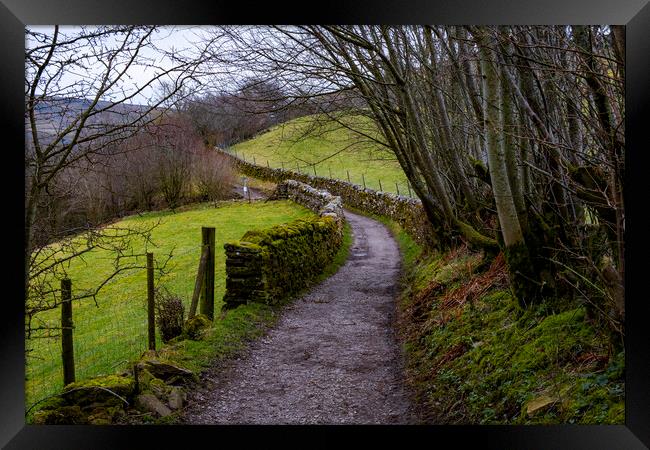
[26,25,231,105]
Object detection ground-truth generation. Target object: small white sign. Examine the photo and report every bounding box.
[243,186,248,193]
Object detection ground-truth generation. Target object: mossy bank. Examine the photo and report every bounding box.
[364,210,624,425]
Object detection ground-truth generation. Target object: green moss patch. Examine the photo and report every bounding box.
[357,208,624,425]
[62,375,135,406]
[223,215,343,308]
[399,253,624,425]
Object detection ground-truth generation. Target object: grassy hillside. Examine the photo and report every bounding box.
[26,200,314,409]
[230,114,411,195]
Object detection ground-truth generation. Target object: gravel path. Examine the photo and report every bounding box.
[183,210,416,424]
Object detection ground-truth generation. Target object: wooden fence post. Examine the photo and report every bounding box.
[267,160,270,168]
[396,182,400,196]
[147,252,155,351]
[296,162,300,173]
[242,153,245,162]
[200,227,216,321]
[189,245,210,319]
[347,170,351,183]
[61,278,75,386]
[362,173,366,189]
[378,179,383,192]
[281,161,285,170]
[407,183,412,197]
[253,155,256,165]
[329,167,332,178]
[313,165,317,176]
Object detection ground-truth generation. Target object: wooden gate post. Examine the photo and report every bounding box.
[147,252,155,351]
[200,227,216,320]
[61,278,75,386]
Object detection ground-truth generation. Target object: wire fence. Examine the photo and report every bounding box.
[26,287,152,412]
[231,148,415,198]
[26,149,405,413]
[25,256,203,415]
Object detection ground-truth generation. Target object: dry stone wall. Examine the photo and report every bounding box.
[217,148,436,246]
[222,180,345,309]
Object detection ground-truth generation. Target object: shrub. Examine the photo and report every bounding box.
[155,289,185,343]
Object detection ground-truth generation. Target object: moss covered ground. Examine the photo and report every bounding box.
[230,113,411,194]
[354,208,624,425]
[26,200,315,411]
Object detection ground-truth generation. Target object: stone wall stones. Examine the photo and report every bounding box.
[217,148,436,246]
[222,180,345,309]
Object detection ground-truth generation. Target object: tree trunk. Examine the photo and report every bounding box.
[500,61,527,232]
[477,28,537,306]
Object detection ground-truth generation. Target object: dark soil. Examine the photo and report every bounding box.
[182,210,416,424]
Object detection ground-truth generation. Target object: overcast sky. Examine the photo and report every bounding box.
[26,25,224,105]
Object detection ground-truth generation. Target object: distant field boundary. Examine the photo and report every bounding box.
[217,148,437,248]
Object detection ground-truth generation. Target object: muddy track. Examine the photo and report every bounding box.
[182,210,416,424]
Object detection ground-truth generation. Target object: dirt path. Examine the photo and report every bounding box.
[183,210,416,424]
[230,184,266,200]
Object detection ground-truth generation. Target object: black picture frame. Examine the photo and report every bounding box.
[1,1,648,448]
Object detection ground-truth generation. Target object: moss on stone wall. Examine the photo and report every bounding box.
[223,180,344,308]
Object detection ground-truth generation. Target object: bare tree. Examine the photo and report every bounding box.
[197,25,624,331]
[153,115,195,209]
[192,146,236,202]
[25,25,203,339]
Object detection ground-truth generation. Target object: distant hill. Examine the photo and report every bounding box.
[27,96,159,147]
[229,113,411,195]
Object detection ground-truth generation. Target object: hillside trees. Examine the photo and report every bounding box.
[204,25,624,331]
[179,77,349,148]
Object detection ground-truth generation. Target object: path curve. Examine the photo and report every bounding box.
[183,210,415,424]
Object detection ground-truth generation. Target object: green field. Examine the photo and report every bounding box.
[26,200,314,409]
[230,114,411,195]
